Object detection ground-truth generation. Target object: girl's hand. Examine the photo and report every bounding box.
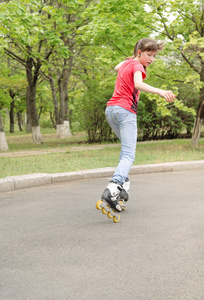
[134,72,176,102]
[159,90,176,103]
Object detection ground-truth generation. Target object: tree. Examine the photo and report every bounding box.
[0,110,8,151]
[76,0,196,141]
[143,0,204,146]
[137,93,195,140]
[0,56,27,133]
[74,46,116,142]
[46,0,96,138]
[80,0,151,60]
[0,88,10,151]
[0,0,76,143]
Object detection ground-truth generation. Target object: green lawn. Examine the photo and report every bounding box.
[0,132,204,179]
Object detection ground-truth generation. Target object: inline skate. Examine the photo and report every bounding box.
[96,180,130,223]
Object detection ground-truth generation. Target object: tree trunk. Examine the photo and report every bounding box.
[63,80,72,137]
[191,68,204,147]
[49,111,56,129]
[26,56,43,143]
[64,72,69,122]
[56,121,72,138]
[49,54,73,139]
[58,75,65,125]
[0,110,9,151]
[56,61,72,138]
[26,87,32,133]
[191,98,204,147]
[32,126,43,144]
[49,71,72,138]
[17,112,23,131]
[49,72,60,126]
[57,75,71,138]
[9,100,15,133]
[9,89,16,133]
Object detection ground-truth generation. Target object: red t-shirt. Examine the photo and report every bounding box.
[107,59,146,114]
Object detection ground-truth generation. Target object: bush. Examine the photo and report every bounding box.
[75,81,195,143]
[137,95,194,141]
[75,81,117,143]
[40,118,54,129]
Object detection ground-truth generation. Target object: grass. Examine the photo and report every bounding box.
[0,130,204,178]
[4,130,88,152]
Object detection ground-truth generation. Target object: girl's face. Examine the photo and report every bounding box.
[137,50,157,67]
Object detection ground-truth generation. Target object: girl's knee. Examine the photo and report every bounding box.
[123,152,135,163]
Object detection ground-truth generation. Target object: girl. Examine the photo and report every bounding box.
[101,38,175,213]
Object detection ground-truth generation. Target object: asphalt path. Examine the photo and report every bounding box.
[0,169,204,300]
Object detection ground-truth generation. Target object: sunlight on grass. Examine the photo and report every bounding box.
[0,138,204,178]
[5,131,88,151]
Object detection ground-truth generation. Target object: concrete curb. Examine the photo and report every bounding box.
[1,160,204,193]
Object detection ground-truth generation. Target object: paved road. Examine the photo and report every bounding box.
[0,169,204,300]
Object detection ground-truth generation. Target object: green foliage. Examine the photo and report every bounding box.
[78,0,199,143]
[40,118,54,129]
[0,0,202,143]
[0,0,68,58]
[144,48,199,119]
[80,0,151,61]
[0,89,11,109]
[137,94,195,141]
[0,58,27,135]
[145,0,203,85]
[75,80,115,143]
[36,83,53,118]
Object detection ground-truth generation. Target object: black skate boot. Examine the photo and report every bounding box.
[101,181,122,212]
[96,181,122,223]
[119,179,130,211]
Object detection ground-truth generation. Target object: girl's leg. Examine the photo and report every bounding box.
[105,106,121,141]
[105,106,137,184]
[100,106,136,212]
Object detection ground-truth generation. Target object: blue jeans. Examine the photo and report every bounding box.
[105,106,137,185]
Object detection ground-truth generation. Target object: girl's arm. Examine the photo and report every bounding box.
[114,61,126,73]
[134,71,175,103]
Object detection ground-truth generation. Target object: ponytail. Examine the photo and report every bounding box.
[133,38,165,57]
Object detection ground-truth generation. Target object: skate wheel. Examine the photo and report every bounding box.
[113,215,120,223]
[102,207,108,214]
[107,212,113,219]
[119,200,126,211]
[96,200,103,210]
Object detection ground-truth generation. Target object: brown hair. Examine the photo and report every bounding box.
[133,38,165,58]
